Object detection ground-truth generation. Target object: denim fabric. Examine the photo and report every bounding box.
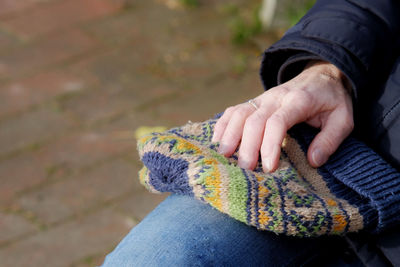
[102,194,363,267]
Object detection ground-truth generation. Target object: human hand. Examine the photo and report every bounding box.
[212,60,353,172]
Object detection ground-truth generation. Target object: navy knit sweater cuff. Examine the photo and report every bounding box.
[292,124,400,233]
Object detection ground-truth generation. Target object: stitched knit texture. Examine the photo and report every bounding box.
[137,119,400,237]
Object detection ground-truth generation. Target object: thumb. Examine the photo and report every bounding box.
[307,110,354,167]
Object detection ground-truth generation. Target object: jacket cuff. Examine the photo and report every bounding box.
[259,32,363,101]
[276,52,322,85]
[275,52,354,98]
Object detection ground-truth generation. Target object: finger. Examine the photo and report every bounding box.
[307,108,354,167]
[218,104,254,157]
[261,95,311,172]
[212,106,236,143]
[238,101,278,170]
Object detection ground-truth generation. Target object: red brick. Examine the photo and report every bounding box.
[0,129,136,205]
[0,106,75,157]
[149,70,264,125]
[67,45,158,85]
[0,208,134,267]
[82,1,172,45]
[0,154,49,206]
[0,30,19,51]
[0,0,44,17]
[17,158,142,225]
[97,109,176,134]
[0,70,96,118]
[60,54,177,125]
[72,253,107,267]
[0,29,95,80]
[1,0,126,39]
[60,86,173,126]
[112,191,168,222]
[0,212,38,245]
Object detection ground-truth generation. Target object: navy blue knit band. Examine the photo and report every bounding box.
[291,124,400,232]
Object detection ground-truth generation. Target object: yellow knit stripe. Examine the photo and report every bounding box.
[256,174,271,227]
[327,198,348,233]
[203,159,223,211]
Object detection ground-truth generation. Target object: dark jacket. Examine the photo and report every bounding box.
[259,0,400,265]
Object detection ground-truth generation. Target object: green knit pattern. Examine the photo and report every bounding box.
[137,119,364,237]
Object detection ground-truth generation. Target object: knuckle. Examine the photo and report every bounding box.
[233,105,249,117]
[275,85,290,94]
[246,112,265,126]
[238,104,250,112]
[280,91,313,116]
[289,90,313,107]
[216,114,230,126]
[268,112,287,127]
[225,106,236,114]
[214,119,225,130]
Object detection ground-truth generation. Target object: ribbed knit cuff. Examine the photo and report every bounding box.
[291,124,400,233]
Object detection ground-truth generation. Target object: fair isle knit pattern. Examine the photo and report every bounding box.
[137,119,400,237]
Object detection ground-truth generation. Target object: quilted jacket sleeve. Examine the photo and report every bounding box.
[260,0,400,103]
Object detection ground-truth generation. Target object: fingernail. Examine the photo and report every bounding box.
[218,144,228,155]
[312,148,327,167]
[263,157,273,172]
[238,159,251,170]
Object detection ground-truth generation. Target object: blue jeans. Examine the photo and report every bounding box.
[102,195,363,266]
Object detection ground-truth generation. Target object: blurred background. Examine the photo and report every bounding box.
[0,0,315,266]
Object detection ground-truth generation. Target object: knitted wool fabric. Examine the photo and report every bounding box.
[137,119,400,237]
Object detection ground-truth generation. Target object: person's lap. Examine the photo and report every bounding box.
[102,194,362,266]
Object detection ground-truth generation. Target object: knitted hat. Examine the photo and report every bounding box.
[137,118,400,237]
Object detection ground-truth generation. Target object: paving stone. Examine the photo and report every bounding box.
[0,154,49,206]
[67,46,160,87]
[0,212,38,245]
[148,70,265,125]
[31,130,137,172]
[17,158,142,225]
[0,106,75,157]
[0,29,95,80]
[0,0,284,265]
[0,0,126,39]
[59,86,172,127]
[82,2,236,83]
[0,119,139,205]
[0,208,135,267]
[112,190,168,222]
[71,253,107,267]
[97,109,177,135]
[59,49,179,125]
[0,29,20,51]
[84,0,230,44]
[0,70,96,118]
[81,1,163,45]
[0,0,48,17]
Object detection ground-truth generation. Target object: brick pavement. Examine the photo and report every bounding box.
[0,0,278,266]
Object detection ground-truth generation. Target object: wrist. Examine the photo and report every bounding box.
[304,60,353,95]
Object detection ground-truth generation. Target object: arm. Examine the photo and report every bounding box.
[213,0,400,172]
